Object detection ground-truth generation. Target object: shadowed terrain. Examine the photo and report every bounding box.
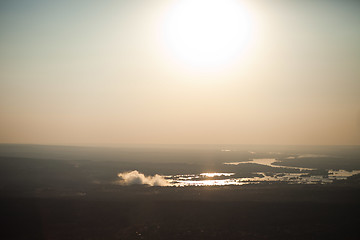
[0,144,359,239]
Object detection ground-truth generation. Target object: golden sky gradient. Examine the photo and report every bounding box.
[0,0,360,145]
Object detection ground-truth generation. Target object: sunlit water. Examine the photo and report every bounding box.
[224,158,314,171]
[164,158,360,187]
[328,170,360,180]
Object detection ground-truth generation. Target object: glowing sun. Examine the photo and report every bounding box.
[163,0,253,69]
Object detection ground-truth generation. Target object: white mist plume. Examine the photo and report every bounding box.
[117,170,169,186]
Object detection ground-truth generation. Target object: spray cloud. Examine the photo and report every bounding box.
[117,170,169,186]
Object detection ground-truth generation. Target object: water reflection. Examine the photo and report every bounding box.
[200,173,234,177]
[161,152,360,187]
[165,169,360,187]
[173,179,245,187]
[328,170,360,180]
[224,158,314,171]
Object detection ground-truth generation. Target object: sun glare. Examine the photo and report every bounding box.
[163,0,253,70]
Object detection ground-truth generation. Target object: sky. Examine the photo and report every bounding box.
[0,0,360,146]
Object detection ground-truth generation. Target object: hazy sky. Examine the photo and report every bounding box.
[1,0,360,146]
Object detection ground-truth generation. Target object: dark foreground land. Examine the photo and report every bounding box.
[1,184,360,240]
[1,145,360,239]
